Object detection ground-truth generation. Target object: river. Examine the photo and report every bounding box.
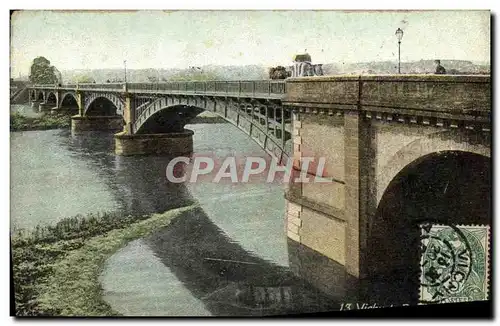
[10,104,344,316]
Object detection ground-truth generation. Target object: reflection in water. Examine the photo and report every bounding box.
[67,131,194,215]
[11,129,193,229]
[101,207,340,316]
[11,129,118,228]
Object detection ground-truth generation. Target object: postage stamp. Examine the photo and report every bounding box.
[419,224,490,304]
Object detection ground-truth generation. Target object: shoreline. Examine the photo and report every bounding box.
[12,204,198,316]
[10,111,72,132]
[10,110,227,132]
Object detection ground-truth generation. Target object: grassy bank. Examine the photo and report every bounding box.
[10,112,72,132]
[12,205,198,316]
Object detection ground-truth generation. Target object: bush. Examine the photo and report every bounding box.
[11,210,153,316]
[10,112,71,131]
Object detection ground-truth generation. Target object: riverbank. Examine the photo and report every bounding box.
[10,111,225,132]
[12,204,198,316]
[10,111,72,131]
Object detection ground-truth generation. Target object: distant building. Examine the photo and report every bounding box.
[293,53,312,63]
[289,53,324,77]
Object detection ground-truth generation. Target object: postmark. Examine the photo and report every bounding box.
[419,224,490,304]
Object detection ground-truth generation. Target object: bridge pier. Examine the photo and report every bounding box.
[114,129,194,156]
[38,102,54,112]
[283,75,492,302]
[30,100,41,109]
[71,115,124,133]
[51,107,62,114]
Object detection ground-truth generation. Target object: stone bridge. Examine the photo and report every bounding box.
[29,75,491,297]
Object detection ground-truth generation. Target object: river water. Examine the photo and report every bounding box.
[10,104,346,316]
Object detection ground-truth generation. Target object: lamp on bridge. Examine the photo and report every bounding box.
[123,60,128,92]
[123,60,128,84]
[395,28,404,74]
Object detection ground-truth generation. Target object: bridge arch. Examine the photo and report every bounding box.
[376,129,490,206]
[133,96,291,160]
[46,92,57,105]
[36,91,45,102]
[135,104,204,134]
[365,147,491,302]
[84,93,124,116]
[59,92,78,108]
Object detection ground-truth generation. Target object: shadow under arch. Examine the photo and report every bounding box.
[59,92,78,108]
[46,92,57,105]
[135,103,292,160]
[85,96,121,116]
[363,150,491,304]
[376,129,491,206]
[135,104,204,134]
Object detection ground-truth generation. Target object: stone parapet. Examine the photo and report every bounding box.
[284,74,491,123]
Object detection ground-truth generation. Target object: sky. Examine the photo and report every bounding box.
[10,10,490,77]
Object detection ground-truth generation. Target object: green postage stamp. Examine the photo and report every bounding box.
[419,224,490,304]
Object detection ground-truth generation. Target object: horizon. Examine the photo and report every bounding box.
[13,58,490,79]
[10,10,490,77]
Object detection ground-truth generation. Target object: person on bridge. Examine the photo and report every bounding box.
[434,60,447,74]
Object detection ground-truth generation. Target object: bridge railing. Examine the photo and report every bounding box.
[30,80,287,97]
[31,84,58,89]
[30,83,78,89]
[77,83,123,90]
[126,80,286,97]
[29,83,122,90]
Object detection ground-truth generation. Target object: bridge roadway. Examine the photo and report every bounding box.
[28,75,492,299]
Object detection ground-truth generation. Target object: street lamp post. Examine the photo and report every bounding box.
[395,28,404,74]
[156,69,160,90]
[123,60,127,84]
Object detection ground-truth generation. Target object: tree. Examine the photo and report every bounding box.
[268,66,288,79]
[29,57,59,84]
[53,67,62,84]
